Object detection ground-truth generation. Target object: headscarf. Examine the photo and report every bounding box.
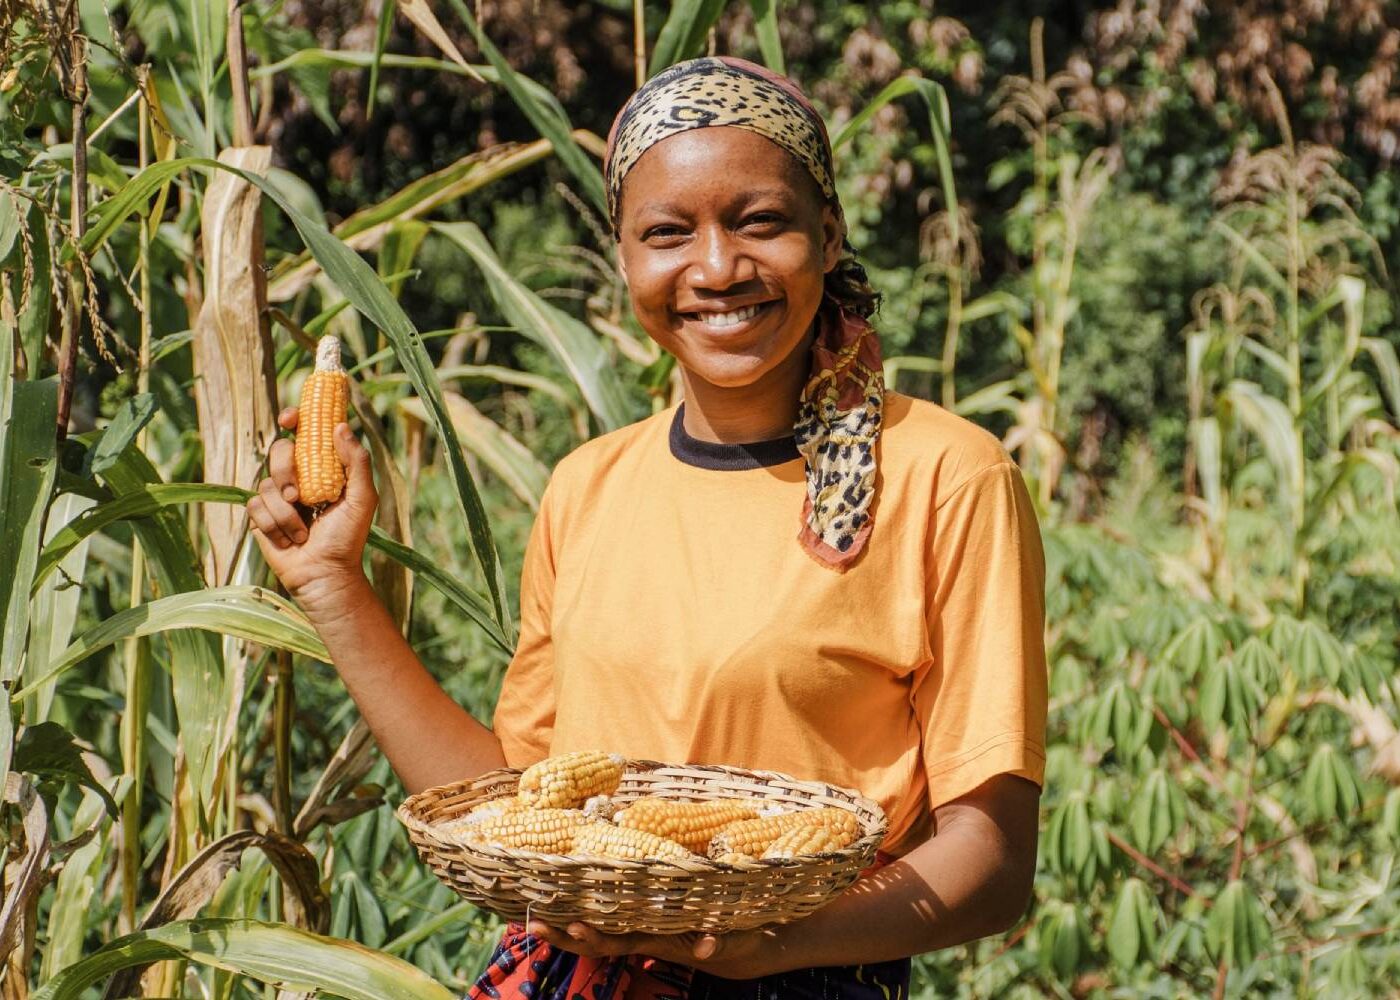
[604,56,885,571]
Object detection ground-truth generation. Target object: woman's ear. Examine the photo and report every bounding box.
[821,205,844,273]
[615,242,629,285]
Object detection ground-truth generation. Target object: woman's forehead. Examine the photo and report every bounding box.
[620,127,818,209]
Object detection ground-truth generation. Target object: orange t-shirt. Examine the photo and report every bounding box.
[492,390,1047,855]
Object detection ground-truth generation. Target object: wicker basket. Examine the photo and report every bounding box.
[397,759,887,934]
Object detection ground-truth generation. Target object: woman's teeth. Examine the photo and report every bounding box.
[691,303,765,328]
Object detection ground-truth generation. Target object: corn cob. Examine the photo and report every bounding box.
[437,798,518,837]
[708,807,860,858]
[462,806,584,852]
[572,822,694,862]
[761,823,850,859]
[294,335,351,506]
[613,797,759,855]
[712,851,758,866]
[516,751,625,810]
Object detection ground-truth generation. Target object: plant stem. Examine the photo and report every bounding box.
[1105,829,1201,899]
[56,34,88,440]
[632,0,646,88]
[940,265,962,409]
[227,0,254,146]
[272,646,295,838]
[118,73,156,935]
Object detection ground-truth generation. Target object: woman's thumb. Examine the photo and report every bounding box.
[333,424,376,511]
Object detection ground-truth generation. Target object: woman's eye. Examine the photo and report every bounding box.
[643,225,686,242]
[742,213,785,230]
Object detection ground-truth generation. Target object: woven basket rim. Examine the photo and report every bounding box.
[397,758,888,873]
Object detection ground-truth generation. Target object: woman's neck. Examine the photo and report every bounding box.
[678,334,811,443]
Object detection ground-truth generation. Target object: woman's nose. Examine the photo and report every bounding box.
[686,226,757,290]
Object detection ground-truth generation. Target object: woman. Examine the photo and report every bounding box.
[248,56,1047,998]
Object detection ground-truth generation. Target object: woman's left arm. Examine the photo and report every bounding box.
[530,771,1039,979]
[745,772,1040,973]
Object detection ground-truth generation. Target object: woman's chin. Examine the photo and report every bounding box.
[683,357,775,390]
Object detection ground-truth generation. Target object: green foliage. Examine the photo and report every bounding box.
[2,1,1397,998]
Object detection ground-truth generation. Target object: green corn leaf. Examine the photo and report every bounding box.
[748,0,785,74]
[364,529,512,654]
[33,484,251,593]
[79,156,512,635]
[0,369,58,797]
[84,443,226,809]
[443,0,607,215]
[399,393,550,511]
[366,0,397,116]
[649,0,726,74]
[12,721,119,819]
[832,76,958,246]
[1382,788,1400,842]
[1360,336,1400,418]
[17,205,51,379]
[84,393,159,477]
[432,221,632,431]
[1211,218,1289,294]
[13,586,328,704]
[1226,379,1303,519]
[34,482,511,655]
[41,782,125,979]
[29,918,455,1000]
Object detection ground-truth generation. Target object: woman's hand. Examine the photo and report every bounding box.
[247,407,378,615]
[525,921,782,981]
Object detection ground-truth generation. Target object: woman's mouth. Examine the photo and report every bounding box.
[679,301,777,332]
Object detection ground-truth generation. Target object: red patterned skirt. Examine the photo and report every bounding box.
[466,859,909,999]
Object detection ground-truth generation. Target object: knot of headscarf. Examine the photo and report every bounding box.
[604,56,885,570]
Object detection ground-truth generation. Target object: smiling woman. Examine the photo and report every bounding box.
[249,54,1047,1000]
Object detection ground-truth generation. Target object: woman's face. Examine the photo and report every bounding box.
[616,126,843,390]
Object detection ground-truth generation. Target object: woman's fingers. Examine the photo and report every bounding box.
[268,436,299,503]
[277,406,299,431]
[247,495,293,549]
[257,477,308,544]
[334,423,378,516]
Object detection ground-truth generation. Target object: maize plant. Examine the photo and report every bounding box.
[1,1,1397,999]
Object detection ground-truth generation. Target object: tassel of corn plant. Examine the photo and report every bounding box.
[295,335,350,507]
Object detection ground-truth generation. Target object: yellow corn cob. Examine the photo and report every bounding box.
[613,797,759,855]
[572,822,694,861]
[517,751,625,810]
[712,851,757,866]
[294,335,351,506]
[761,823,850,859]
[708,807,860,858]
[463,807,583,852]
[437,798,519,837]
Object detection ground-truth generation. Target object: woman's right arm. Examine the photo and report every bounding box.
[247,409,507,793]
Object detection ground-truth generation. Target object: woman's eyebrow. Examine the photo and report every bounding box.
[638,188,795,217]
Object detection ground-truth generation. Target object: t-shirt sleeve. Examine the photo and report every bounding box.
[491,487,557,767]
[914,460,1048,811]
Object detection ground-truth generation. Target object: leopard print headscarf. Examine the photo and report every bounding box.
[605,56,885,571]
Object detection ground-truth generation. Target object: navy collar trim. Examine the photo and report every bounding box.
[668,404,801,470]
